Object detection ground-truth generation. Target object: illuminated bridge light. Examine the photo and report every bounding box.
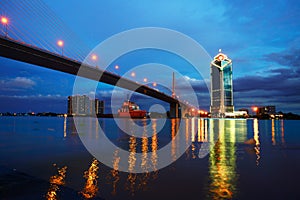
[1,16,8,24]
[57,40,64,47]
[131,72,136,77]
[91,54,98,61]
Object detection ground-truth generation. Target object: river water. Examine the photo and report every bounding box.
[0,117,299,199]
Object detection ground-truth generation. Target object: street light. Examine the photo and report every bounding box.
[91,54,98,68]
[1,16,8,37]
[143,78,148,82]
[115,65,119,70]
[252,106,258,116]
[91,54,98,61]
[130,72,136,77]
[57,40,64,56]
[152,82,157,87]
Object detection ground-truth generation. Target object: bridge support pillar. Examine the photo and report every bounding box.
[169,103,180,118]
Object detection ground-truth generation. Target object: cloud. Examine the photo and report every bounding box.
[176,76,209,91]
[233,67,300,113]
[264,47,300,69]
[0,77,36,92]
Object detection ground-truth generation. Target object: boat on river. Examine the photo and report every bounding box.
[118,100,147,118]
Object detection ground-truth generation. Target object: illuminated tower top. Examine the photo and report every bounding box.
[211,50,232,70]
[210,50,234,118]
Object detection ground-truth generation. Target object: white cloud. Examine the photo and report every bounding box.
[0,77,36,91]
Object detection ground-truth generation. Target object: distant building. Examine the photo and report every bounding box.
[257,106,276,116]
[210,49,234,118]
[239,108,249,115]
[68,95,104,115]
[94,99,105,115]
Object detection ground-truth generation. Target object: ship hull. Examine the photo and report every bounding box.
[118,110,147,118]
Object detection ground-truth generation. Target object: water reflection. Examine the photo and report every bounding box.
[281,120,285,145]
[171,119,177,161]
[208,119,237,200]
[271,119,285,146]
[151,119,159,180]
[272,119,276,145]
[126,134,137,195]
[63,116,67,138]
[46,165,67,200]
[253,119,261,165]
[80,158,100,199]
[2,116,297,200]
[110,149,120,195]
[61,117,287,199]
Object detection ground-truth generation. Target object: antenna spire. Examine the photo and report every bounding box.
[172,72,175,98]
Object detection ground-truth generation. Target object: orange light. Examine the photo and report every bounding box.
[143,78,147,82]
[1,17,8,24]
[91,54,97,61]
[252,107,258,112]
[115,65,119,69]
[153,82,157,87]
[57,40,64,47]
[131,72,136,77]
[191,108,195,112]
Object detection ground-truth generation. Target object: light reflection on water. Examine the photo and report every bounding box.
[208,119,237,199]
[71,117,287,199]
[80,158,100,199]
[45,165,67,200]
[0,117,295,200]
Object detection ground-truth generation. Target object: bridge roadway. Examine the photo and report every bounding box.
[0,36,186,117]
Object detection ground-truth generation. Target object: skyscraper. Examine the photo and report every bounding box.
[210,50,234,118]
[68,95,104,116]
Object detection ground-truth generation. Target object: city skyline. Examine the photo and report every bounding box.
[0,0,300,113]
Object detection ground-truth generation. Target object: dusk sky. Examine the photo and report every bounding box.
[0,0,300,113]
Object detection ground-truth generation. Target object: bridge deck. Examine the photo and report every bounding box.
[0,36,179,104]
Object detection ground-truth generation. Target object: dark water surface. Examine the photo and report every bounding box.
[0,117,299,199]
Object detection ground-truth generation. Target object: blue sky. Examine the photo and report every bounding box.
[0,0,300,113]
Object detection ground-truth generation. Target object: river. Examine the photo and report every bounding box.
[0,117,299,199]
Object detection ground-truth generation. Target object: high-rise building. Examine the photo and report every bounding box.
[68,95,104,115]
[210,50,234,118]
[257,106,276,116]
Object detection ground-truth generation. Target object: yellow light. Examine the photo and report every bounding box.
[252,106,258,112]
[192,108,195,112]
[131,72,136,77]
[1,17,8,24]
[57,40,64,47]
[91,54,97,61]
[115,65,119,69]
[153,82,157,87]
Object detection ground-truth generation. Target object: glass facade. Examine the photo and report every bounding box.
[210,52,234,117]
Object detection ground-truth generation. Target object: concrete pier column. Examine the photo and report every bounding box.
[170,103,180,118]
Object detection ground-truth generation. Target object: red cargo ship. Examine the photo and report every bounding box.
[118,100,147,118]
